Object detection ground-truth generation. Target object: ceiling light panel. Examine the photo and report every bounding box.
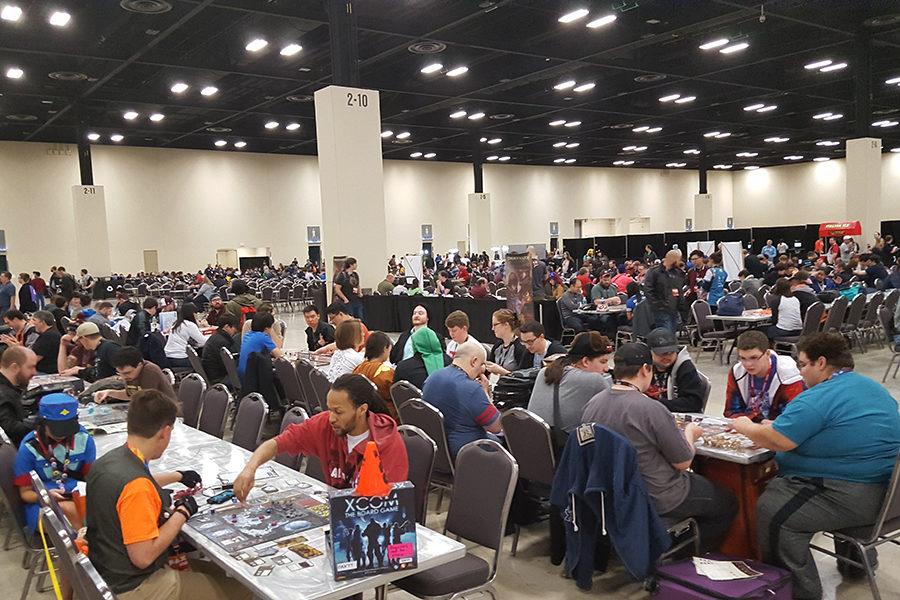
[699,38,729,50]
[1,5,22,21]
[280,44,302,57]
[420,63,443,74]
[446,66,469,77]
[720,42,749,54]
[586,14,616,28]
[245,39,268,52]
[558,8,589,23]
[49,11,70,26]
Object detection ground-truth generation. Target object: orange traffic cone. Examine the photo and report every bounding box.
[355,441,391,496]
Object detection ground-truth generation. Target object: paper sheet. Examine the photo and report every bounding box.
[693,557,762,581]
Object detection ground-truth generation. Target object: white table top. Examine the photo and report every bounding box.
[706,311,771,323]
[673,413,775,465]
[574,304,627,315]
[92,422,466,600]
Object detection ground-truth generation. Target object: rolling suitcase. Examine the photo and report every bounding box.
[654,554,792,599]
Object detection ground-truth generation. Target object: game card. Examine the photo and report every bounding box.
[254,565,273,577]
[272,555,292,565]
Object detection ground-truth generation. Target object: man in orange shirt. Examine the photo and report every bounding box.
[86,390,250,599]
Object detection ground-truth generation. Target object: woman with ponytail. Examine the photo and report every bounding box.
[485,309,532,376]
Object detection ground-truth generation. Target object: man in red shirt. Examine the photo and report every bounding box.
[30,271,47,310]
[575,268,592,297]
[234,374,408,497]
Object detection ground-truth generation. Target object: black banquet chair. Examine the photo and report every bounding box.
[197,383,233,439]
[398,424,437,526]
[231,393,269,451]
[395,439,518,600]
[275,406,309,470]
[178,372,207,428]
[398,398,455,512]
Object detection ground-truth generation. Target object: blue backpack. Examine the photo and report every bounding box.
[717,293,745,316]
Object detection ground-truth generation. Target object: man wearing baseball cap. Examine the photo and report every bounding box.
[14,393,96,532]
[59,321,118,382]
[583,342,736,553]
[644,327,706,413]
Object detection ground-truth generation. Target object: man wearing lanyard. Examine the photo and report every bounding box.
[731,333,900,600]
[724,331,804,421]
[14,393,96,532]
[86,389,248,599]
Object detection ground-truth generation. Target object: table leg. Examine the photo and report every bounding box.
[692,457,777,559]
[375,584,387,600]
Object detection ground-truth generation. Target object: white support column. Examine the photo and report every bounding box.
[71,185,111,275]
[845,137,882,243]
[693,193,712,231]
[315,86,388,293]
[468,192,492,254]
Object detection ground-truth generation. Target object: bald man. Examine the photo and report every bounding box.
[644,249,684,333]
[0,346,38,445]
[421,340,502,456]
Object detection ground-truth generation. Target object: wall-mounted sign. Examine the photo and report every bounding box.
[549,221,559,237]
[726,217,734,230]
[307,226,321,244]
[421,224,433,241]
[685,218,693,232]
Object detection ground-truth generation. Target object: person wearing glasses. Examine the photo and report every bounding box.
[724,330,804,422]
[731,333,900,600]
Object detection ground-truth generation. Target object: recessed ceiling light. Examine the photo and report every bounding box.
[549,119,566,126]
[49,11,71,26]
[0,5,22,21]
[885,76,900,85]
[381,130,393,138]
[109,134,124,142]
[713,164,732,169]
[586,14,616,28]
[171,82,189,94]
[784,155,803,160]
[674,95,696,103]
[245,38,268,52]
[554,80,576,90]
[234,141,247,148]
[420,63,443,74]
[280,43,302,57]
[264,121,279,129]
[683,149,700,155]
[659,94,681,102]
[149,113,165,122]
[805,59,833,70]
[813,112,833,119]
[736,152,758,157]
[720,42,749,54]
[123,111,139,120]
[554,158,566,163]
[499,156,511,161]
[424,152,436,158]
[566,142,579,148]
[699,38,729,50]
[564,120,581,127]
[396,131,411,139]
[623,145,636,151]
[703,131,721,137]
[822,113,843,121]
[715,132,732,138]
[646,126,662,133]
[819,62,847,72]
[622,160,634,165]
[764,136,790,143]
[553,142,566,148]
[558,8,589,23]
[214,140,227,147]
[200,86,218,96]
[745,165,760,170]
[744,103,765,111]
[467,112,485,120]
[86,132,100,141]
[6,67,23,79]
[891,147,900,153]
[874,120,899,127]
[446,66,469,77]
[633,126,649,132]
[813,157,831,162]
[486,155,499,161]
[449,110,467,119]
[564,158,576,163]
[286,122,301,131]
[410,152,423,158]
[666,162,686,168]
[816,140,839,146]
[757,105,777,112]
[573,82,595,93]
[487,138,502,144]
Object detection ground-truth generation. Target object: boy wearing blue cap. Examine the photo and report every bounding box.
[14,392,96,531]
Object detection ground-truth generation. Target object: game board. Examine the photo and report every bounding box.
[79,403,129,426]
[191,490,330,552]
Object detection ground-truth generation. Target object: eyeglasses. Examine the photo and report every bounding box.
[738,354,765,364]
[491,322,501,327]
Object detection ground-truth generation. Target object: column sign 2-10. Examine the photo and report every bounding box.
[346,92,369,108]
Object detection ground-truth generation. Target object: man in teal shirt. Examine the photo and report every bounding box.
[732,333,900,600]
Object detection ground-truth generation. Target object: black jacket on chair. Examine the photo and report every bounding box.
[241,351,283,411]
[0,373,31,446]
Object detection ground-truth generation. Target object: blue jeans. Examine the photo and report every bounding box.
[348,298,364,322]
[653,311,679,333]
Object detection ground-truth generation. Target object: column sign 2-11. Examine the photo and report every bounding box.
[346,92,369,108]
[82,186,97,195]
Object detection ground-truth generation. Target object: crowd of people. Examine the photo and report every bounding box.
[1,234,899,600]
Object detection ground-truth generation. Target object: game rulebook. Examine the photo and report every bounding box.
[328,482,418,580]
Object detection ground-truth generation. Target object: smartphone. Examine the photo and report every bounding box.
[208,489,235,505]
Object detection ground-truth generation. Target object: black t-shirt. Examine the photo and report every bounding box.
[31,329,61,374]
[335,270,359,301]
[117,300,140,316]
[305,321,335,351]
[85,340,119,382]
[865,264,889,287]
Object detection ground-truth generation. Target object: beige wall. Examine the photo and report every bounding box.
[1,140,898,276]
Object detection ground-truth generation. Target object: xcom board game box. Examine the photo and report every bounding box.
[328,481,418,580]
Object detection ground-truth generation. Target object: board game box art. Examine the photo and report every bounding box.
[328,482,418,581]
[191,490,330,553]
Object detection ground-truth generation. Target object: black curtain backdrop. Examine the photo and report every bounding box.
[664,231,710,254]
[593,236,627,263]
[625,233,666,260]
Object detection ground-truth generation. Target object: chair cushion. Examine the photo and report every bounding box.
[395,553,490,597]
